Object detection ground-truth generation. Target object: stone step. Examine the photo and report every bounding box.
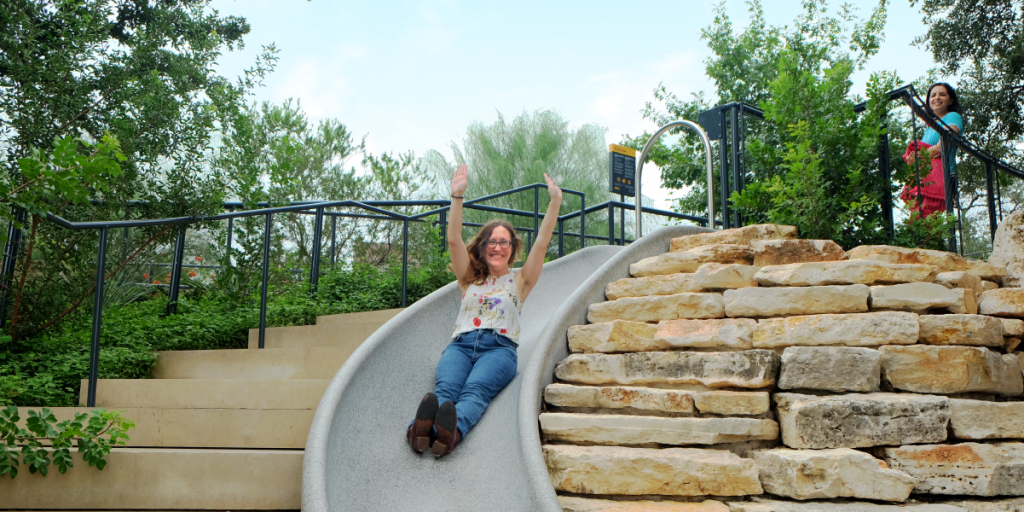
[728,499,968,512]
[631,245,754,277]
[554,350,780,389]
[669,224,797,253]
[587,293,725,323]
[605,273,700,300]
[539,412,778,446]
[153,347,349,380]
[544,444,763,496]
[17,407,313,448]
[79,379,329,409]
[246,321,382,349]
[0,448,302,510]
[315,307,403,325]
[543,384,769,417]
[883,442,1024,496]
[568,318,756,353]
[559,496,730,512]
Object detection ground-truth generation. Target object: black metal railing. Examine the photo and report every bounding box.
[23,183,705,406]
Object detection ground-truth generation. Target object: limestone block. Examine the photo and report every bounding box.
[938,498,1024,512]
[1018,352,1024,375]
[752,239,845,266]
[1007,337,1022,352]
[935,271,985,293]
[631,245,754,277]
[966,259,1010,281]
[693,391,771,416]
[728,500,968,512]
[587,293,725,323]
[752,448,915,501]
[983,280,1001,292]
[989,211,1024,288]
[543,383,695,414]
[979,289,1024,318]
[559,497,730,512]
[950,399,1024,440]
[883,442,1024,496]
[694,263,759,290]
[1002,318,1024,337]
[755,260,937,287]
[654,318,757,350]
[724,285,870,318]
[918,314,1005,347]
[539,413,779,446]
[778,347,881,392]
[544,444,763,496]
[753,312,919,348]
[606,273,700,300]
[554,350,780,388]
[870,283,959,312]
[846,245,967,272]
[568,321,658,353]
[670,223,798,252]
[948,287,979,315]
[774,393,950,449]
[880,345,1024,396]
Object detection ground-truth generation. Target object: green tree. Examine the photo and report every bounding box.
[421,109,615,254]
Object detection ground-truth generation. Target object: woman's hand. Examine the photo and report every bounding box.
[544,173,562,203]
[451,164,468,197]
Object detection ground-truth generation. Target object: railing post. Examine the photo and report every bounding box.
[558,218,564,257]
[532,186,539,253]
[401,219,409,308]
[940,133,959,254]
[0,207,26,328]
[258,213,273,349]
[86,227,109,408]
[439,210,448,253]
[166,225,186,315]
[330,214,337,266]
[719,113,731,230]
[985,161,998,241]
[730,105,743,228]
[580,195,586,250]
[310,207,324,294]
[226,206,234,253]
[608,203,615,245]
[619,194,625,246]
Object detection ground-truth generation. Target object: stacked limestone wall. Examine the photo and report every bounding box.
[539,224,1024,512]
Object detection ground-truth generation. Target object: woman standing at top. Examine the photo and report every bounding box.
[901,82,964,219]
[406,164,562,458]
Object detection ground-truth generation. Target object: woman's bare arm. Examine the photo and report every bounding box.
[515,173,562,302]
[448,164,471,285]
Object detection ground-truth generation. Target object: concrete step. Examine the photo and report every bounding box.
[246,320,382,349]
[0,448,302,509]
[153,347,348,380]
[18,407,313,449]
[316,307,403,325]
[80,379,329,409]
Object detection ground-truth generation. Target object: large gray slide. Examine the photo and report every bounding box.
[303,225,710,511]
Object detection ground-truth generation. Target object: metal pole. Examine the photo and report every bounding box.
[0,208,26,328]
[532,187,539,253]
[310,207,324,294]
[635,120,715,238]
[719,113,731,230]
[330,214,337,266]
[985,161,998,241]
[558,218,564,257]
[401,219,409,307]
[940,133,958,254]
[730,105,743,228]
[579,195,586,250]
[439,210,448,253]
[996,168,1004,221]
[619,194,625,246]
[166,225,186,315]
[258,213,272,349]
[608,203,615,245]
[86,227,109,408]
[226,207,234,253]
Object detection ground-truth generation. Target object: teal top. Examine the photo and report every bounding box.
[921,112,963,174]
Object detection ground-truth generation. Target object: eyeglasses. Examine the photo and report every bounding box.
[485,240,511,248]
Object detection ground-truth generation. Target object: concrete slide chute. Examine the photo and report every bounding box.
[303,225,710,511]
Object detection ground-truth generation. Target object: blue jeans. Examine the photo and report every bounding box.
[433,329,518,437]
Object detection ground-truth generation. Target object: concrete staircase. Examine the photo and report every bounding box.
[0,308,401,510]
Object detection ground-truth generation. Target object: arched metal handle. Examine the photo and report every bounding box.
[635,120,715,238]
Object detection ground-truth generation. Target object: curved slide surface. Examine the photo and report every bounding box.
[303,245,623,511]
[303,225,710,511]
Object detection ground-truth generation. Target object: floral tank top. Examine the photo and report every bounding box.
[452,272,522,344]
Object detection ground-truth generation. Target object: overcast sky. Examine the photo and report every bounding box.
[208,0,939,208]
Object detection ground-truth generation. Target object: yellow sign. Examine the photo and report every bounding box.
[608,144,636,157]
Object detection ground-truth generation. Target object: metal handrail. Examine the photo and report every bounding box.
[634,120,716,238]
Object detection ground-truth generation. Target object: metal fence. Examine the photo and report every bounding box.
[23,183,708,406]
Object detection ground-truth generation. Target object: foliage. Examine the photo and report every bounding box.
[0,406,133,479]
[419,109,614,253]
[0,0,275,337]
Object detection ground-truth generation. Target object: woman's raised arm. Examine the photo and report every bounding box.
[515,173,562,302]
[448,164,471,285]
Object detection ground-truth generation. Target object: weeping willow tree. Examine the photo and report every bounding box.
[421,109,659,257]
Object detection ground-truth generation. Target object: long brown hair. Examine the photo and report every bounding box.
[463,219,523,285]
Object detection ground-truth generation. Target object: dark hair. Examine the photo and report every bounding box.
[926,82,961,115]
[463,219,523,285]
